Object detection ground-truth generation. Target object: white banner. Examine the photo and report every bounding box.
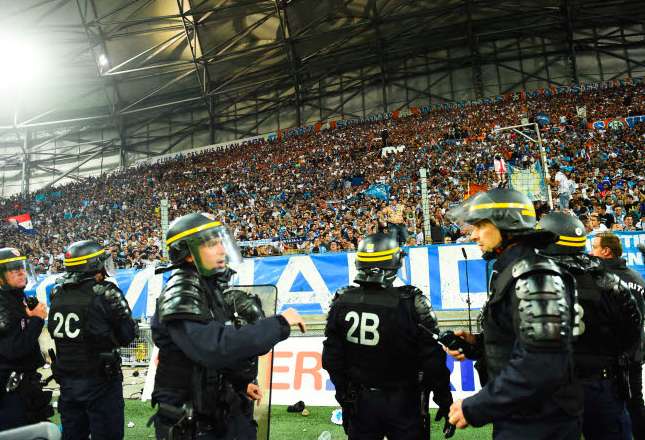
[142,336,482,406]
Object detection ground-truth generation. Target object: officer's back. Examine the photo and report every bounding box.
[327,283,420,389]
[539,213,641,440]
[323,232,453,440]
[49,240,137,440]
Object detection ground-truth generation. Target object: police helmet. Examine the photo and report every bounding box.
[0,247,35,287]
[538,212,587,255]
[447,188,536,232]
[354,232,403,288]
[64,240,115,276]
[166,212,242,277]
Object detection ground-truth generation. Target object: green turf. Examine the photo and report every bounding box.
[51,400,494,439]
[269,405,494,440]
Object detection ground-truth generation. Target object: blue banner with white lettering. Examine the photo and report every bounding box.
[26,232,645,318]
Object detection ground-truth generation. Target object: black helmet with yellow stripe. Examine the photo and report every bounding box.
[354,232,403,288]
[447,188,536,232]
[538,212,587,255]
[166,212,242,277]
[64,240,115,275]
[0,247,35,287]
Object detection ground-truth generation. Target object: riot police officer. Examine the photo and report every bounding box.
[0,247,52,429]
[539,213,641,440]
[445,189,583,439]
[590,231,645,439]
[49,240,137,440]
[322,232,454,440]
[151,212,306,440]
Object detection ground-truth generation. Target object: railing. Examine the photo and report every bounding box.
[121,325,154,367]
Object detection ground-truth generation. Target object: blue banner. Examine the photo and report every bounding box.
[363,183,391,201]
[26,233,645,318]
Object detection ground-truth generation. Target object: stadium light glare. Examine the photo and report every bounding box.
[98,53,109,67]
[0,33,46,96]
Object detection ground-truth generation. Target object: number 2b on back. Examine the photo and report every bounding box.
[345,312,380,346]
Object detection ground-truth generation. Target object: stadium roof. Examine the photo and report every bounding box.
[1,0,644,194]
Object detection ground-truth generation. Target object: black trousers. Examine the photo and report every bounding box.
[345,388,421,440]
[58,375,124,440]
[0,372,52,430]
[627,361,645,440]
[154,413,257,440]
[492,412,582,440]
[581,378,632,440]
[0,389,28,430]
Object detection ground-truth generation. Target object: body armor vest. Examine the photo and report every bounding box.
[154,269,226,392]
[335,286,418,389]
[48,282,112,376]
[572,271,616,373]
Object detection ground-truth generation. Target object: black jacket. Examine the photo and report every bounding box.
[0,287,44,377]
[462,243,582,427]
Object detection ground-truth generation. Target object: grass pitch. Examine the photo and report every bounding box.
[52,400,494,439]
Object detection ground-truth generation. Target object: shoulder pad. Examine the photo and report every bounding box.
[0,296,11,336]
[158,268,209,323]
[398,285,424,299]
[514,265,571,350]
[412,292,438,330]
[92,281,122,297]
[511,255,564,280]
[596,271,642,348]
[548,254,599,274]
[331,286,355,302]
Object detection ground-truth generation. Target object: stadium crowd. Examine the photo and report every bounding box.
[0,80,644,273]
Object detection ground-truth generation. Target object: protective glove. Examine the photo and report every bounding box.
[435,406,456,438]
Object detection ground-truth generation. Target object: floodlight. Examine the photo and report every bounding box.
[0,33,45,95]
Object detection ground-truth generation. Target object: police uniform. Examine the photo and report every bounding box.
[221,283,267,432]
[539,212,642,440]
[151,213,291,440]
[49,240,137,440]
[322,233,454,440]
[448,189,583,439]
[0,248,53,429]
[600,255,645,439]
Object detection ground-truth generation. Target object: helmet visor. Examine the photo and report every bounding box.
[447,196,482,226]
[103,255,117,277]
[187,225,243,277]
[0,257,36,289]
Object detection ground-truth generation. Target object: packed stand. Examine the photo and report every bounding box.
[1,81,644,273]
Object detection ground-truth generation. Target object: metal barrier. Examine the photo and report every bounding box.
[121,324,154,366]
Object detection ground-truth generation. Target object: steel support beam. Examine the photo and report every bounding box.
[21,132,30,197]
[560,0,579,83]
[465,0,484,98]
[42,142,113,189]
[178,0,217,144]
[274,0,302,126]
